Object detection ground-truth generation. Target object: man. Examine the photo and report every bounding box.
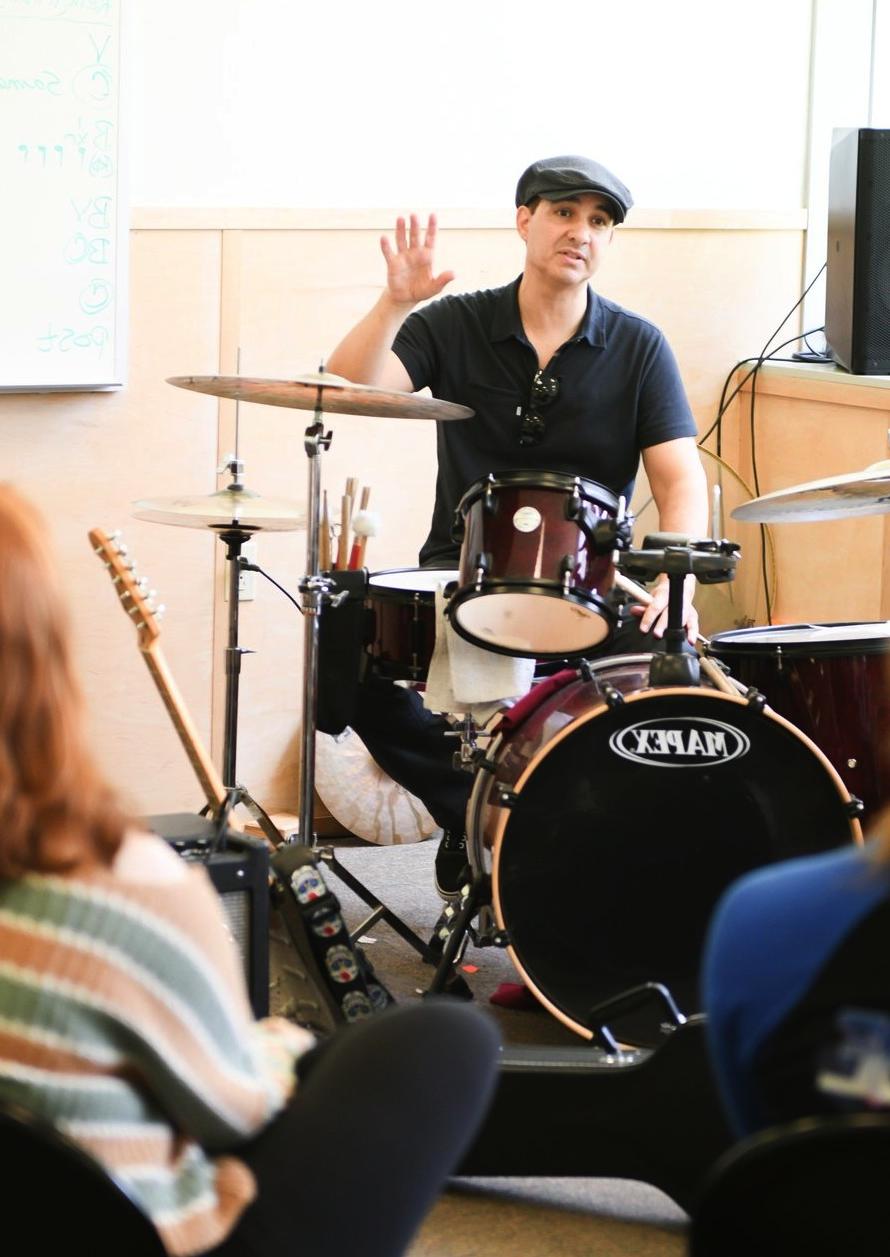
[327,155,708,898]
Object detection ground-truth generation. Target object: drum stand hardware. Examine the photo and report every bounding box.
[617,533,740,688]
[425,871,507,999]
[294,392,446,969]
[444,713,495,774]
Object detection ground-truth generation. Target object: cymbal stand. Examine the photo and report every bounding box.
[206,457,284,849]
[295,388,440,965]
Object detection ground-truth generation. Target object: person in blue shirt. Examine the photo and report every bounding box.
[703,823,890,1138]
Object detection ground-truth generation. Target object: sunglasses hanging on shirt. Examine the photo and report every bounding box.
[518,370,560,447]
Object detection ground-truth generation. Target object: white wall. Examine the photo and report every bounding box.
[129,0,816,211]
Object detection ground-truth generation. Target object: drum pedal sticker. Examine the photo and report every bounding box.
[609,717,750,767]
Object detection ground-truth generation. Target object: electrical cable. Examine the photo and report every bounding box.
[240,559,304,614]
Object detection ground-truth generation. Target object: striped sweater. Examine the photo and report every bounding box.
[0,856,303,1256]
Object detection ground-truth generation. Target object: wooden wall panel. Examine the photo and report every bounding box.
[0,229,222,818]
[725,365,890,624]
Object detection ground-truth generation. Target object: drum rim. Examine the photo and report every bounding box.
[446,581,615,660]
[455,468,619,515]
[478,683,862,1040]
[708,621,890,658]
[367,566,459,596]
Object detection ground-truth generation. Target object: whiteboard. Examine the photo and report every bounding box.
[0,0,126,391]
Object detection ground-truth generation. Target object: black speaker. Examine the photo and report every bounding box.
[146,813,270,1018]
[825,127,890,375]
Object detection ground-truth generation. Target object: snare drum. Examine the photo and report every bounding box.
[364,568,458,683]
[467,654,861,1045]
[707,622,890,818]
[447,470,619,659]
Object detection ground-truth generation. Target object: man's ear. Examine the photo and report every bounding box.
[516,204,531,241]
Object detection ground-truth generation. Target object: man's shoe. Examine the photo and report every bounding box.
[435,829,469,900]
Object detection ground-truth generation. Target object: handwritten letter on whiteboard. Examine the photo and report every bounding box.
[0,0,126,390]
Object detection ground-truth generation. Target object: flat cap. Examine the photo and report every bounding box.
[515,155,633,224]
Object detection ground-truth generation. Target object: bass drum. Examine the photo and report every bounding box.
[467,656,862,1046]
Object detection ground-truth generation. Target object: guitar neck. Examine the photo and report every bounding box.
[141,643,228,812]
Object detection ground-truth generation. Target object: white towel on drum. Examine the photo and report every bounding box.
[422,583,536,717]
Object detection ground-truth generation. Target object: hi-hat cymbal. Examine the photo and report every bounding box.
[133,488,306,532]
[167,372,474,422]
[732,461,890,523]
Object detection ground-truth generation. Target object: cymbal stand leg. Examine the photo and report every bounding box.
[212,523,283,851]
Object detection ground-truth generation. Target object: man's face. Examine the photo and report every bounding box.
[516,193,615,286]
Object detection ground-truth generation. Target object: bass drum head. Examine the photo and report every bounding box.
[493,689,858,1047]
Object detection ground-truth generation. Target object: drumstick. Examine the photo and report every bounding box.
[337,493,351,568]
[348,486,372,568]
[613,571,741,696]
[319,491,332,571]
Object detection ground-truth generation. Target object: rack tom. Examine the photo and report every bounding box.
[447,470,620,659]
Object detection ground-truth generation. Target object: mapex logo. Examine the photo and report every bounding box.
[609,717,750,767]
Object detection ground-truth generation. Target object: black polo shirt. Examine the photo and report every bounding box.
[392,277,697,566]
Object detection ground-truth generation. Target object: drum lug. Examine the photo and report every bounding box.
[560,553,576,591]
[483,479,498,516]
[473,551,492,588]
[745,686,768,713]
[602,682,625,709]
[497,787,519,809]
[847,795,865,819]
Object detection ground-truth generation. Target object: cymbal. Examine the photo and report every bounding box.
[167,372,474,422]
[132,488,306,532]
[732,461,890,523]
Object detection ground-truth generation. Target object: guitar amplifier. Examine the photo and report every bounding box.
[145,813,270,1018]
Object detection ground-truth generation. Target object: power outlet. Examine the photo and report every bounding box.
[223,540,258,601]
[239,540,258,600]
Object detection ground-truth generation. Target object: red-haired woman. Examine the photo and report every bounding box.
[0,484,499,1257]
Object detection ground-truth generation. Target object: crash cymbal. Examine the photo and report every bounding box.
[732,461,890,523]
[132,487,306,532]
[167,373,474,422]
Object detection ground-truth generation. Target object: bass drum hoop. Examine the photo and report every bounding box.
[473,681,862,1042]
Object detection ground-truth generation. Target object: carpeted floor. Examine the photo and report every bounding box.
[273,837,692,1256]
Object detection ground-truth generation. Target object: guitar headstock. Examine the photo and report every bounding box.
[89,527,165,650]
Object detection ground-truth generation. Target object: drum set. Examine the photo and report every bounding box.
[154,372,887,1046]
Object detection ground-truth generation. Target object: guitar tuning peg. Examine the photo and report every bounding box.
[147,588,157,601]
[124,557,136,571]
[155,604,166,621]
[137,576,150,593]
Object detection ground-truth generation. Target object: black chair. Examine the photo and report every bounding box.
[0,1098,166,1256]
[689,1111,890,1257]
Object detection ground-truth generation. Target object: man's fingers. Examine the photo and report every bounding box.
[424,212,438,251]
[408,213,421,249]
[431,269,455,294]
[394,216,408,251]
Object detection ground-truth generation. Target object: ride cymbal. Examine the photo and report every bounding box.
[133,488,306,532]
[732,461,890,523]
[167,373,474,422]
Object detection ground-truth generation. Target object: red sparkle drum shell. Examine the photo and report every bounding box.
[363,568,457,683]
[447,470,619,659]
[707,622,890,820]
[467,655,862,1045]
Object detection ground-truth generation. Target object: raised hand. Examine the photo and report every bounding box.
[380,213,455,306]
